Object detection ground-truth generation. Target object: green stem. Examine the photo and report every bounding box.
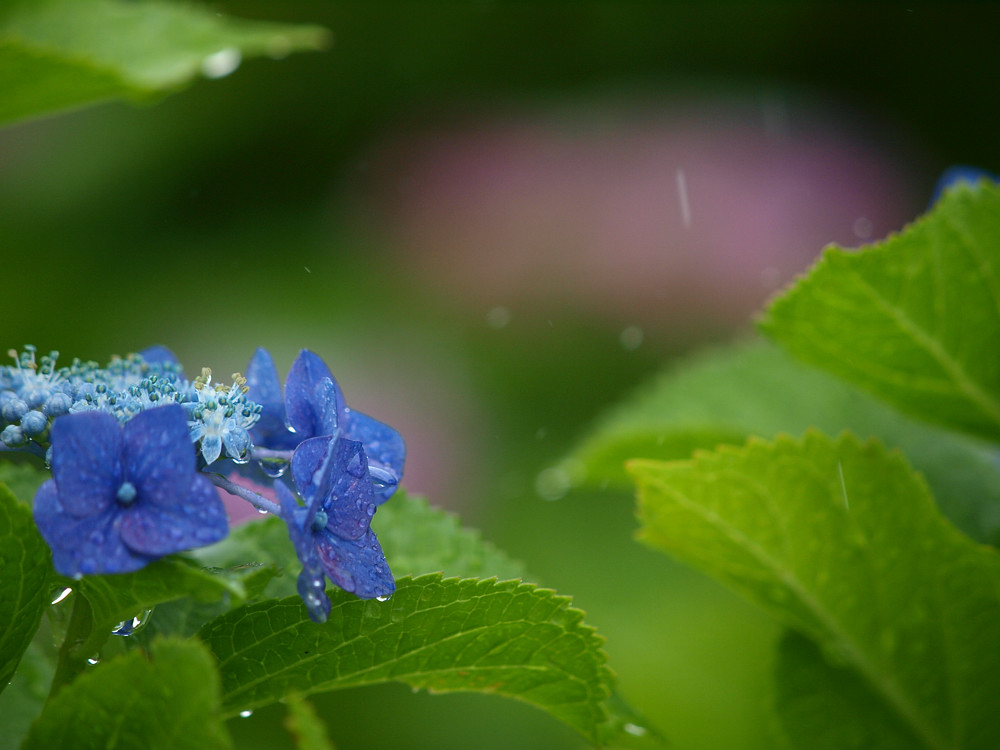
[46,592,96,702]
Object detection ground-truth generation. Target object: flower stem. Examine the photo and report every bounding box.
[204,472,282,515]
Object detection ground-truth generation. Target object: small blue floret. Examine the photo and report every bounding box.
[32,404,229,577]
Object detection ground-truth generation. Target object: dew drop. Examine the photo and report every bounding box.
[257,508,269,515]
[239,709,254,718]
[201,48,242,79]
[87,655,100,665]
[535,466,571,501]
[51,586,73,605]
[112,608,153,637]
[258,457,288,478]
[623,723,648,737]
[619,325,644,351]
[375,594,391,602]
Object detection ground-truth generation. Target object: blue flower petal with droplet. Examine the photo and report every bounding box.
[32,405,228,577]
[277,436,394,623]
[245,348,405,502]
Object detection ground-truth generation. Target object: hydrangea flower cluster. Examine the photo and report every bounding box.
[2,345,404,623]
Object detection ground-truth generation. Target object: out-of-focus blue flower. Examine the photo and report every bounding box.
[929,165,999,206]
[33,404,228,578]
[246,348,405,501]
[277,435,394,623]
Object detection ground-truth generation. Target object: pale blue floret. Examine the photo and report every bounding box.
[1,347,261,461]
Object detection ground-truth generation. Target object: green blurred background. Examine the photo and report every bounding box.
[2,3,998,748]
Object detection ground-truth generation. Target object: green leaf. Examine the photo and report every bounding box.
[200,574,616,744]
[23,638,231,750]
[0,641,54,750]
[0,0,330,127]
[0,482,51,695]
[282,693,336,750]
[0,462,47,506]
[761,182,1000,441]
[376,491,527,581]
[559,339,1000,544]
[630,432,1000,750]
[773,630,925,749]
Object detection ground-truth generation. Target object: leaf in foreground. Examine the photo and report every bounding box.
[0,0,330,126]
[23,638,230,750]
[761,181,1000,441]
[0,482,51,695]
[630,432,1000,749]
[200,574,617,744]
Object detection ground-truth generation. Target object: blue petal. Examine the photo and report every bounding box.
[296,567,332,623]
[122,405,196,506]
[284,350,344,440]
[276,480,318,571]
[291,436,376,541]
[33,480,154,576]
[48,411,122,518]
[314,527,394,599]
[139,345,181,369]
[341,408,405,503]
[930,165,999,206]
[118,473,228,556]
[246,348,296,449]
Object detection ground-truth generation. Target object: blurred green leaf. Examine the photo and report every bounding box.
[761,182,1000,442]
[630,432,1000,750]
[773,630,925,749]
[0,641,54,750]
[0,0,329,126]
[377,491,527,581]
[200,574,618,744]
[23,638,231,750]
[0,463,46,506]
[560,339,1000,544]
[0,482,51,695]
[282,693,336,750]
[71,554,251,658]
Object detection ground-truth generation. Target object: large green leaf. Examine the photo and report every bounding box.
[23,638,231,750]
[200,574,617,744]
[761,181,1000,441]
[0,482,51,695]
[630,432,1000,749]
[559,339,1000,544]
[0,0,329,126]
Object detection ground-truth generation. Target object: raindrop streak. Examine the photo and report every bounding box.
[837,461,849,511]
[51,587,73,605]
[675,168,691,228]
[201,48,242,79]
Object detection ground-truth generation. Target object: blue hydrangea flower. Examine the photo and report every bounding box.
[276,435,394,622]
[33,404,228,578]
[246,348,405,502]
[929,165,999,206]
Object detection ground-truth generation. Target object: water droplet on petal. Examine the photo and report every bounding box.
[375,594,391,602]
